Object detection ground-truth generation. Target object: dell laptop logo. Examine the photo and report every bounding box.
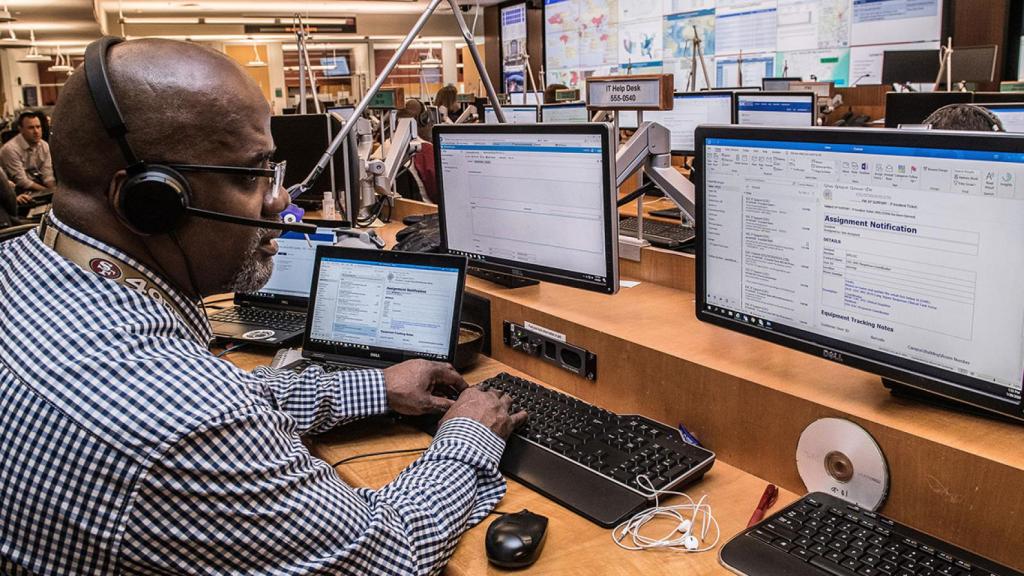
[370,352,381,359]
[822,349,845,363]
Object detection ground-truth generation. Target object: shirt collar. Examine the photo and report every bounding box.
[16,134,38,151]
[44,213,213,344]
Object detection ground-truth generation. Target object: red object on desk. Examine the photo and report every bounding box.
[746,484,779,528]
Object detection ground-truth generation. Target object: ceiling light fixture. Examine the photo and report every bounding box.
[48,45,73,73]
[0,5,15,24]
[17,30,49,63]
[246,43,266,68]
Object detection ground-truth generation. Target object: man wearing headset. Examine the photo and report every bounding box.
[0,38,525,574]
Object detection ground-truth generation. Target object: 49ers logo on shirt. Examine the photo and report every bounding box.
[88,258,123,280]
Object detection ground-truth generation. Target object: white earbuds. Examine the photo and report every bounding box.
[683,535,700,550]
[611,475,720,554]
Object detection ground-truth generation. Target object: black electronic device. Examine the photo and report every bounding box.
[485,510,548,569]
[695,125,1024,423]
[881,49,941,84]
[282,246,467,371]
[719,492,1023,576]
[972,92,1024,104]
[618,215,695,248]
[478,372,716,527]
[434,123,620,294]
[83,36,314,236]
[270,113,360,217]
[883,92,974,128]
[947,45,999,84]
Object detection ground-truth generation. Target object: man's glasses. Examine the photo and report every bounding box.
[168,161,287,195]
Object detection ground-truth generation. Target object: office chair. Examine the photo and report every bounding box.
[0,223,37,241]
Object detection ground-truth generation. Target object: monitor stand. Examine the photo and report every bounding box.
[468,266,539,289]
[881,378,1016,423]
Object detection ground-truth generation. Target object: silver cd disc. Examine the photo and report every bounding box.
[796,418,890,510]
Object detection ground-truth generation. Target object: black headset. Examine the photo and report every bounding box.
[83,36,314,235]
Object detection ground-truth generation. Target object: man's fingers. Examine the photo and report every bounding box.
[429,396,456,414]
[510,410,528,428]
[432,363,468,391]
[499,393,513,411]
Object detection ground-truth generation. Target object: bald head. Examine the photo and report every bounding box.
[52,38,271,196]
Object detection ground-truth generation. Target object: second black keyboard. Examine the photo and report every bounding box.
[209,306,306,332]
[478,372,715,527]
[619,216,696,248]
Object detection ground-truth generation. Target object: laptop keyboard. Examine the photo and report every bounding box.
[210,306,306,332]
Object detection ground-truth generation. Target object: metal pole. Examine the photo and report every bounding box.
[297,26,307,114]
[448,0,506,123]
[288,0,507,197]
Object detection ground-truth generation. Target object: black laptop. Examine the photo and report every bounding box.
[282,245,468,372]
[210,230,337,346]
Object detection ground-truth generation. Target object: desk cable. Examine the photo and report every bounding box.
[612,476,720,554]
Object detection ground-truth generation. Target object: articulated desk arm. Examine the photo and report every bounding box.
[615,121,696,225]
[364,117,422,198]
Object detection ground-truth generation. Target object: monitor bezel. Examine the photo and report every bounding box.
[301,246,468,365]
[693,125,1024,422]
[433,122,620,294]
[648,91,737,156]
[734,91,816,126]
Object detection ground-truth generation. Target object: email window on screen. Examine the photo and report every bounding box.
[309,258,459,359]
[703,139,1024,400]
[737,97,814,126]
[439,132,609,282]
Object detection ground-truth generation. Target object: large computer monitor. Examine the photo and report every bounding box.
[271,114,360,216]
[434,123,619,293]
[644,91,734,155]
[978,103,1024,133]
[949,45,999,84]
[884,92,974,128]
[540,102,589,123]
[484,105,538,124]
[881,50,940,84]
[735,92,816,126]
[694,125,1024,422]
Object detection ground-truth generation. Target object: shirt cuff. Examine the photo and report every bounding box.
[432,417,506,466]
[338,368,390,418]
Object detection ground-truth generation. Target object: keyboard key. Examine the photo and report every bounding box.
[811,555,860,576]
[792,547,816,562]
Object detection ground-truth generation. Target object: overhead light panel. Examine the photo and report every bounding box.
[0,25,26,46]
[0,5,15,24]
[17,30,48,63]
[48,46,73,73]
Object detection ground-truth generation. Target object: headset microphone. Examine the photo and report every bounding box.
[84,36,315,237]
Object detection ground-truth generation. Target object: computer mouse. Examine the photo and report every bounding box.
[485,509,548,569]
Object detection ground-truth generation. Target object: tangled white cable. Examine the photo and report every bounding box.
[611,475,721,553]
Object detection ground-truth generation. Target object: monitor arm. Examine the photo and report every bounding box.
[357,117,421,219]
[455,106,478,124]
[615,121,696,224]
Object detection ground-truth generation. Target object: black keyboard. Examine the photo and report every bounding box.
[720,492,1022,576]
[478,372,715,527]
[209,306,306,332]
[619,216,695,248]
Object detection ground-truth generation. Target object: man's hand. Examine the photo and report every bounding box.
[439,387,528,440]
[383,359,468,416]
[15,193,32,205]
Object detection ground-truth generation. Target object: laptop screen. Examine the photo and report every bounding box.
[242,231,336,304]
[304,247,467,364]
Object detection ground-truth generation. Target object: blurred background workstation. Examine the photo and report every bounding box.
[10,0,1024,573]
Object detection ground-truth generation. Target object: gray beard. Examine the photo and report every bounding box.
[226,228,275,294]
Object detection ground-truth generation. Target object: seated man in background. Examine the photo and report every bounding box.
[0,111,55,196]
[923,103,1005,132]
[0,37,523,574]
[0,174,20,228]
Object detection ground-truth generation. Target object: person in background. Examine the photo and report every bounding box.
[0,111,55,198]
[397,98,439,203]
[922,104,1005,132]
[434,84,460,123]
[0,173,20,228]
[544,83,569,104]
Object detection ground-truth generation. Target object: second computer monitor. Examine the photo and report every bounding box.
[541,102,590,123]
[434,123,619,293]
[735,92,816,126]
[978,103,1024,133]
[484,105,539,124]
[644,91,734,155]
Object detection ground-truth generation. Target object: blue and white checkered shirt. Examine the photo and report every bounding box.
[0,214,507,575]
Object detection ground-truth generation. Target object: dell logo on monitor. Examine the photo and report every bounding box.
[370,352,380,358]
[822,349,845,363]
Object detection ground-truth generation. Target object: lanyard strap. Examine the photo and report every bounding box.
[39,218,197,331]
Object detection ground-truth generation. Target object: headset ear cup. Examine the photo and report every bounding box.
[117,165,191,235]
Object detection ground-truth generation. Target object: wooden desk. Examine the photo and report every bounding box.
[223,350,797,574]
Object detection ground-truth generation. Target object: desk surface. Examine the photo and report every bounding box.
[224,350,796,575]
